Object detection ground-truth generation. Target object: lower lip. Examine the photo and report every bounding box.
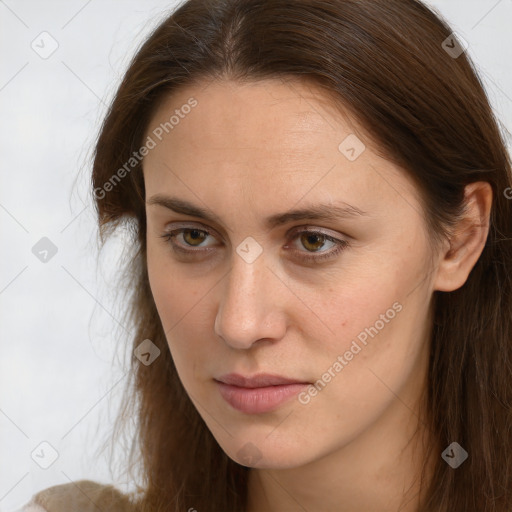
[215,381,309,414]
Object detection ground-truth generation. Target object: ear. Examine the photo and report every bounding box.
[433,181,493,292]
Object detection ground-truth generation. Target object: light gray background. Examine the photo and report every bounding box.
[1,1,511,510]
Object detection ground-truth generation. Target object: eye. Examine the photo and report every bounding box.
[159,225,349,262]
[159,226,218,255]
[285,228,349,262]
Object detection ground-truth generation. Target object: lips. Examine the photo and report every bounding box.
[214,373,311,414]
[215,373,310,388]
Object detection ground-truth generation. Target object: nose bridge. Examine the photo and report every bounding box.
[214,247,284,349]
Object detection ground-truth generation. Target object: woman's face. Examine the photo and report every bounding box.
[143,78,439,469]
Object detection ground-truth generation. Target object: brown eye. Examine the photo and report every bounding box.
[299,232,328,252]
[159,226,217,254]
[160,225,349,263]
[182,228,209,247]
[285,228,350,263]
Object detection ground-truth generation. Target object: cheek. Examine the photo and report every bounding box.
[147,237,202,326]
[304,261,431,423]
[300,267,401,356]
[146,242,215,373]
[303,286,404,398]
[305,241,431,386]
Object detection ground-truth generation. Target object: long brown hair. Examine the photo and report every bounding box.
[91,1,512,510]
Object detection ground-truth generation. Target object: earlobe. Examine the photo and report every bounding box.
[433,181,493,293]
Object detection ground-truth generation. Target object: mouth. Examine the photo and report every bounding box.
[214,373,311,414]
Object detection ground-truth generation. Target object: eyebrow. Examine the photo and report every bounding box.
[146,194,368,229]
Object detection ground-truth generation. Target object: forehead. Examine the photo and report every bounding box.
[146,77,358,153]
[142,78,423,228]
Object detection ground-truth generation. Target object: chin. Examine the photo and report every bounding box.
[214,433,315,469]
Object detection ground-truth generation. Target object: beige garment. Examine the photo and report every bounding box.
[16,504,46,512]
[17,480,136,512]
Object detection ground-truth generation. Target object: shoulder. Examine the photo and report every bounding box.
[13,503,46,512]
[15,480,136,512]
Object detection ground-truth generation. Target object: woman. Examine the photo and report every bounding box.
[16,0,512,510]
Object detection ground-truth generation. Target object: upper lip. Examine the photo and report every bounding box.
[215,373,309,388]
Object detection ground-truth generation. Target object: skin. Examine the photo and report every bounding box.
[142,77,492,512]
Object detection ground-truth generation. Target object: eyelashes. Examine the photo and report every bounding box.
[159,225,349,263]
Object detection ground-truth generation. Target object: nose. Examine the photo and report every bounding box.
[214,250,287,350]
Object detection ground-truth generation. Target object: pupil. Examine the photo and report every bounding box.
[304,233,323,251]
[186,229,204,245]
